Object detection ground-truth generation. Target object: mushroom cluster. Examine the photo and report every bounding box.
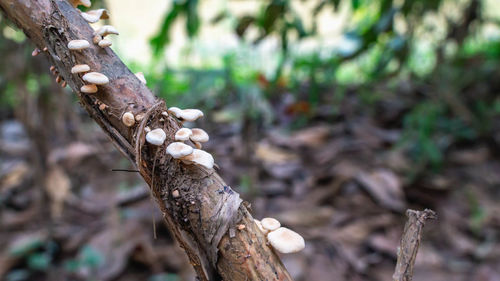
[65,1,118,95]
[253,217,305,254]
[164,107,215,169]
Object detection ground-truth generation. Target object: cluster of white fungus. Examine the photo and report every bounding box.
[254,217,305,254]
[164,107,215,169]
[65,1,119,95]
[60,0,303,263]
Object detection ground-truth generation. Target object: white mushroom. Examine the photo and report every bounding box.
[146,128,166,146]
[180,149,214,169]
[94,25,119,37]
[80,9,109,23]
[80,84,97,94]
[82,72,109,85]
[68,39,90,51]
[261,218,281,232]
[122,112,135,127]
[178,109,204,122]
[71,64,90,74]
[175,128,192,142]
[166,142,194,159]
[32,48,40,57]
[267,227,305,254]
[98,39,112,48]
[135,72,147,84]
[70,0,91,8]
[190,128,209,148]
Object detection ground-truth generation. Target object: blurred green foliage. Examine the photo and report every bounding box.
[147,0,500,170]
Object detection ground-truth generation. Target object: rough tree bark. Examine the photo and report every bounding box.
[393,209,437,281]
[0,1,293,280]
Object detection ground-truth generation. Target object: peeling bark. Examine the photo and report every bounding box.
[0,1,293,280]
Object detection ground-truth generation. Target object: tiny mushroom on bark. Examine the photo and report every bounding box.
[71,64,90,74]
[32,48,40,56]
[82,72,109,85]
[98,39,112,48]
[267,227,305,254]
[146,128,167,146]
[135,72,147,84]
[94,25,119,37]
[80,9,109,23]
[261,218,281,232]
[175,128,193,142]
[180,149,214,169]
[166,142,194,159]
[70,0,91,8]
[167,107,182,118]
[190,128,209,149]
[68,39,90,51]
[122,112,135,127]
[81,84,98,94]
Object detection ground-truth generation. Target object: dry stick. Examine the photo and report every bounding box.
[393,209,437,281]
[0,1,293,280]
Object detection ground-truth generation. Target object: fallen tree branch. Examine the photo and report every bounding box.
[393,209,437,281]
[0,1,292,280]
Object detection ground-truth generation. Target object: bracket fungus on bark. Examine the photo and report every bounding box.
[180,149,214,169]
[267,227,305,254]
[98,38,112,48]
[68,39,90,51]
[166,142,194,159]
[122,112,135,127]
[190,128,209,148]
[94,25,119,37]
[146,128,167,146]
[71,64,90,74]
[168,107,204,122]
[261,217,281,232]
[82,72,109,85]
[80,9,109,23]
[80,84,97,94]
[175,128,193,142]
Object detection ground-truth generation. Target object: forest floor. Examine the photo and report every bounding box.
[1,88,500,281]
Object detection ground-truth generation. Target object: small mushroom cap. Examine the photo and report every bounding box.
[181,149,214,169]
[71,64,90,74]
[179,109,204,122]
[122,112,135,127]
[135,72,147,84]
[82,72,109,85]
[98,39,112,48]
[68,39,90,50]
[81,9,109,23]
[146,128,166,146]
[70,0,91,8]
[190,128,209,143]
[80,84,98,94]
[261,218,281,231]
[267,227,305,254]
[166,142,194,159]
[94,25,119,37]
[175,128,192,141]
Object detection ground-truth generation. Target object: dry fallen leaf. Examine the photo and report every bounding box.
[356,169,405,211]
[44,165,71,218]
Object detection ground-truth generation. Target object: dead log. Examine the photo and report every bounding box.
[0,1,292,280]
